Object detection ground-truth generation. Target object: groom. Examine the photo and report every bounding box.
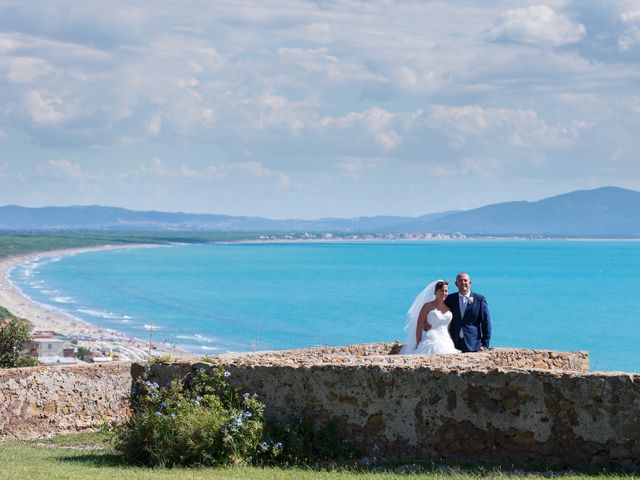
[445,272,491,352]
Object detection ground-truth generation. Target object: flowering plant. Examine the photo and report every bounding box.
[111,360,356,467]
[112,364,266,466]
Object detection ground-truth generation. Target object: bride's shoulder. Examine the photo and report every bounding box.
[420,300,436,312]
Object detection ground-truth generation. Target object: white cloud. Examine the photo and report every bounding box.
[35,159,98,182]
[146,113,162,135]
[2,57,53,83]
[424,105,589,150]
[319,107,403,151]
[121,158,292,189]
[619,9,640,50]
[23,91,64,125]
[0,1,638,216]
[488,5,586,46]
[0,36,19,54]
[277,47,382,83]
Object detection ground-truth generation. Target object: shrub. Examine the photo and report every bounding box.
[111,365,268,466]
[112,361,358,467]
[148,355,173,364]
[75,346,93,362]
[0,313,38,368]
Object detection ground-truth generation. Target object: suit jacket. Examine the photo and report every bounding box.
[445,291,491,352]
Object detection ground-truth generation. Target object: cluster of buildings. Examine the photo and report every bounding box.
[258,232,468,241]
[28,330,148,365]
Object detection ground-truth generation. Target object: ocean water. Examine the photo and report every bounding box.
[8,241,640,372]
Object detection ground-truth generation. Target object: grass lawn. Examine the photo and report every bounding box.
[0,432,635,480]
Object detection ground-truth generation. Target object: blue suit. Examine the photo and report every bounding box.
[445,291,491,352]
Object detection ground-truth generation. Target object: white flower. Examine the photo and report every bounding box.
[468,296,474,304]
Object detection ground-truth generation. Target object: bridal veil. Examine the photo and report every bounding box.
[399,279,443,354]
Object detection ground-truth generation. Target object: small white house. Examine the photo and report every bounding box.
[33,338,66,358]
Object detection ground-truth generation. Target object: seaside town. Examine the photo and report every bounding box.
[24,328,164,366]
[256,232,549,241]
[0,247,191,368]
[258,232,470,241]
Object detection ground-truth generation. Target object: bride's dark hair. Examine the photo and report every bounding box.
[435,280,449,291]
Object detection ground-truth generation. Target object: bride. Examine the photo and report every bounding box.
[399,279,460,355]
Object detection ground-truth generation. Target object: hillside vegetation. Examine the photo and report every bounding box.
[0,231,264,260]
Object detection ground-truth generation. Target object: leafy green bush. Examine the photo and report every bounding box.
[111,365,270,466]
[148,355,173,364]
[0,311,38,368]
[75,346,93,362]
[112,362,358,468]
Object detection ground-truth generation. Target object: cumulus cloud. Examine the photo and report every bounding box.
[424,105,589,150]
[23,91,64,125]
[619,9,640,50]
[121,158,292,188]
[488,4,586,46]
[277,47,382,83]
[0,1,638,215]
[35,159,98,182]
[318,107,405,151]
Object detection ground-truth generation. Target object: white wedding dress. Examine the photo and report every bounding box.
[414,309,460,354]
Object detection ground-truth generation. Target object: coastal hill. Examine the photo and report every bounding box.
[402,186,640,236]
[1,186,638,236]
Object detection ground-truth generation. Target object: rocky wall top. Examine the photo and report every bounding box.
[217,342,590,372]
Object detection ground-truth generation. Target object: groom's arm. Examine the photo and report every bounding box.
[480,296,491,348]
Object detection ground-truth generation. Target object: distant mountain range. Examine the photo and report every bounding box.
[1,186,639,236]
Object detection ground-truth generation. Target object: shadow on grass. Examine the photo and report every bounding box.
[55,450,638,477]
[57,451,129,468]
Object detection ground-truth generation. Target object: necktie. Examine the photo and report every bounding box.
[459,296,468,339]
[460,295,468,317]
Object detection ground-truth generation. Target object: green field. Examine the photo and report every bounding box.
[0,432,635,480]
[0,231,273,261]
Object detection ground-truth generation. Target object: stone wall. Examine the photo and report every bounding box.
[0,362,131,440]
[142,345,639,470]
[1,344,638,471]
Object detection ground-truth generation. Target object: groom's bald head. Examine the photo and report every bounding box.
[455,272,471,295]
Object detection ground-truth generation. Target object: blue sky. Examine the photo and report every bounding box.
[0,1,639,218]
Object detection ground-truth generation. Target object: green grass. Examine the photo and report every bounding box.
[0,432,635,480]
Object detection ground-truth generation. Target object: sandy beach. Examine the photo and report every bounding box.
[0,245,194,362]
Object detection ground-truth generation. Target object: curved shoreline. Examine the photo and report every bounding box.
[0,245,194,361]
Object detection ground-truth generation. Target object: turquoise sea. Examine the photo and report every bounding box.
[8,241,640,372]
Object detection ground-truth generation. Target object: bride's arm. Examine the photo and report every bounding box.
[415,302,432,344]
